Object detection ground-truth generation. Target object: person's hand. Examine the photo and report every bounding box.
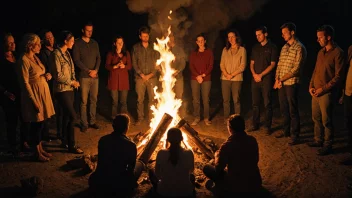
[89,70,97,78]
[119,62,125,69]
[33,102,40,113]
[225,73,232,80]
[140,74,148,81]
[313,87,324,97]
[196,75,203,84]
[4,91,15,101]
[45,73,52,81]
[309,88,316,97]
[71,80,80,89]
[339,96,344,104]
[253,73,262,82]
[113,64,119,69]
[273,79,282,89]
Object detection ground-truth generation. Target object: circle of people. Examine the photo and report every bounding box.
[1,21,352,196]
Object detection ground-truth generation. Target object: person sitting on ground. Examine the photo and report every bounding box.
[149,128,195,198]
[88,114,144,197]
[203,114,262,195]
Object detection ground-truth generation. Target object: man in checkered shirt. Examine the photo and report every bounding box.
[273,22,307,146]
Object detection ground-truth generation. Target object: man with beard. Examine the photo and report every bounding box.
[307,25,344,155]
[273,22,307,146]
[247,26,278,135]
[132,26,159,126]
[73,22,101,132]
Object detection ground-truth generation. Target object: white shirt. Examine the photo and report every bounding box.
[155,149,194,197]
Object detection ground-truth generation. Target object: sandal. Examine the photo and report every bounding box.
[41,150,53,158]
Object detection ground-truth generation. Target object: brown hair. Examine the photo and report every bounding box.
[167,128,183,166]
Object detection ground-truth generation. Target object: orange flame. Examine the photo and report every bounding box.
[137,23,191,149]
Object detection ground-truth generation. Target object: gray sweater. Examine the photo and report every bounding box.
[72,38,101,78]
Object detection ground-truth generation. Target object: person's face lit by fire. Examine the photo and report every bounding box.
[255,30,267,43]
[82,25,93,38]
[114,38,124,50]
[44,31,55,47]
[196,36,206,49]
[5,35,15,52]
[317,31,329,48]
[281,27,294,42]
[65,36,75,49]
[30,40,41,54]
[227,32,237,46]
[139,32,149,43]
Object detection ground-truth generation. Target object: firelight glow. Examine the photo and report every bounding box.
[136,16,191,149]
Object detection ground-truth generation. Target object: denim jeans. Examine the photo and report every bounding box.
[191,80,211,119]
[80,77,99,127]
[278,84,300,138]
[251,78,273,129]
[222,80,242,118]
[111,90,128,119]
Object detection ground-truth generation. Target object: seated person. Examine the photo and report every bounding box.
[149,128,195,198]
[203,114,262,194]
[89,114,144,197]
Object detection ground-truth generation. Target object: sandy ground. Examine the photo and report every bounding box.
[1,74,352,198]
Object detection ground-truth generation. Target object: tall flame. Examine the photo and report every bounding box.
[137,21,191,149]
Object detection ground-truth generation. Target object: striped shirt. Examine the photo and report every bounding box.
[276,40,307,85]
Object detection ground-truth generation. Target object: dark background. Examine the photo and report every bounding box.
[0,0,351,118]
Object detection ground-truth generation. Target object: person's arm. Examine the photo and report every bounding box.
[129,145,137,174]
[132,46,142,76]
[72,42,90,73]
[105,52,114,71]
[323,50,345,92]
[94,42,101,72]
[230,48,246,77]
[51,52,72,85]
[203,50,214,77]
[220,49,230,76]
[214,143,228,179]
[280,46,303,82]
[189,52,200,77]
[20,58,38,108]
[187,150,195,173]
[155,151,163,178]
[125,51,132,70]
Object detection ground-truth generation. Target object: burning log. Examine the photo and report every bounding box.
[137,113,173,164]
[175,119,215,159]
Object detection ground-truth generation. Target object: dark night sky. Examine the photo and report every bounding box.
[1,0,351,76]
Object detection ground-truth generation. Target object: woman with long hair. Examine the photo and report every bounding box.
[105,35,132,120]
[18,33,55,161]
[150,128,195,197]
[220,29,247,123]
[189,33,214,126]
[50,31,83,154]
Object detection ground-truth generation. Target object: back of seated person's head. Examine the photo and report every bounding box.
[112,114,130,135]
[166,128,183,166]
[228,114,245,135]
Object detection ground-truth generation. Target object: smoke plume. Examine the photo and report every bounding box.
[126,0,269,55]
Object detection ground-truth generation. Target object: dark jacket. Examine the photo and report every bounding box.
[215,133,262,192]
[89,132,137,192]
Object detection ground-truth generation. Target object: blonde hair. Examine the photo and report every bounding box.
[21,33,40,53]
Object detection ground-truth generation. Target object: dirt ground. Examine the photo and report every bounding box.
[1,75,352,198]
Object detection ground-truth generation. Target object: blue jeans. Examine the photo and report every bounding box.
[80,78,99,127]
[191,80,211,119]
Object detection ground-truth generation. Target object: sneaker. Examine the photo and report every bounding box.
[340,154,352,166]
[89,124,100,129]
[275,131,289,138]
[246,126,259,132]
[191,118,200,126]
[68,146,84,154]
[288,138,300,146]
[204,119,212,126]
[264,128,272,136]
[317,146,332,156]
[81,126,88,132]
[307,141,323,147]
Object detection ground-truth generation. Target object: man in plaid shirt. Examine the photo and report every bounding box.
[273,22,307,145]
